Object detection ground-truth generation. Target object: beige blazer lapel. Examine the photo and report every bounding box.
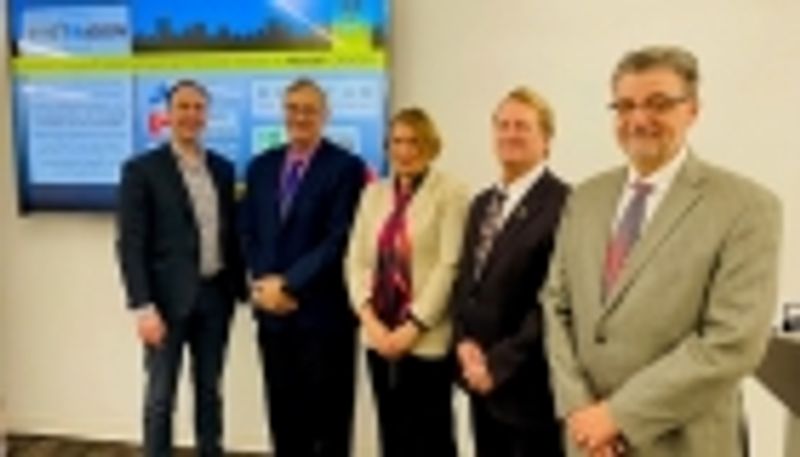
[602,155,707,314]
[405,169,440,241]
[368,170,441,244]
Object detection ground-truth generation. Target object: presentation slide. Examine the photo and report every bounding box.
[8,0,389,211]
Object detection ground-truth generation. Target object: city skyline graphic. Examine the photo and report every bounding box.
[9,0,388,54]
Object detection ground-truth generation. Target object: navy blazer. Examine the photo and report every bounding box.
[241,138,366,331]
[116,143,247,320]
[451,169,569,429]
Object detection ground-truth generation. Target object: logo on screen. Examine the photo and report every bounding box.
[147,83,170,139]
[20,6,131,56]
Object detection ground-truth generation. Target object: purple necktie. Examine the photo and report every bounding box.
[603,181,653,295]
[280,159,304,218]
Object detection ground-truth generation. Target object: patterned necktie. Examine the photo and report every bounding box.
[280,159,304,218]
[473,188,507,280]
[372,185,414,328]
[603,181,654,294]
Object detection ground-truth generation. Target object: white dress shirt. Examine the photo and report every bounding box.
[495,161,547,228]
[611,146,689,232]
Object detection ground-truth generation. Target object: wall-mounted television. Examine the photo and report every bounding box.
[8,0,389,211]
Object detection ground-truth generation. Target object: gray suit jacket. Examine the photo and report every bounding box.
[542,154,782,456]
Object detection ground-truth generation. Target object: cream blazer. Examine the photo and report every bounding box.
[345,169,469,357]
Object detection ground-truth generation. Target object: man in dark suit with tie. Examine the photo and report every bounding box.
[240,78,366,457]
[116,79,246,457]
[450,87,568,457]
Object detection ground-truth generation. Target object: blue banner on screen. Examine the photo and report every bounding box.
[9,0,389,211]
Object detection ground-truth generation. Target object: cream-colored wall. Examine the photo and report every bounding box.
[2,0,799,456]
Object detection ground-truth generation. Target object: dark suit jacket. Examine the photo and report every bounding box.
[116,143,246,320]
[451,169,569,429]
[240,138,366,332]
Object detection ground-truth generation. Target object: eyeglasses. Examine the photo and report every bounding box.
[284,103,322,117]
[608,94,691,116]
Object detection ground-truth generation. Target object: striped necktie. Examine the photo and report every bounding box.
[473,188,507,280]
[280,159,304,218]
[603,181,654,295]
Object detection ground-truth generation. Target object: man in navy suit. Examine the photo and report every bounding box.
[116,80,246,457]
[241,78,366,457]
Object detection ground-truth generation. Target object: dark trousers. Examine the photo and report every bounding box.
[143,281,233,457]
[470,397,564,457]
[367,350,457,457]
[258,325,357,457]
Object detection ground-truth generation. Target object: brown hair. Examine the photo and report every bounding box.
[284,77,328,108]
[389,107,442,159]
[167,79,209,106]
[496,86,556,140]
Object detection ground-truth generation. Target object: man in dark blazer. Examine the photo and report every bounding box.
[240,78,366,457]
[450,87,568,457]
[116,80,246,457]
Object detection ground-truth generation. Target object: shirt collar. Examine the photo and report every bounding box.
[495,161,547,199]
[626,145,689,191]
[286,140,321,165]
[170,140,206,170]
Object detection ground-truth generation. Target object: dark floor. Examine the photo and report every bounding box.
[8,435,269,457]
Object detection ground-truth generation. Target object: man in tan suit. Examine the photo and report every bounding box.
[542,46,782,457]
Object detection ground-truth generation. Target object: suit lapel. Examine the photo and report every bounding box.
[405,169,438,233]
[479,171,552,279]
[204,152,228,235]
[602,155,706,313]
[160,145,195,224]
[263,147,287,227]
[586,169,627,310]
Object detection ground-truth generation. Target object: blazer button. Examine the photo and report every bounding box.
[595,334,607,344]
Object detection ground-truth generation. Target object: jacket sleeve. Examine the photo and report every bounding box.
[541,197,597,418]
[220,161,248,302]
[116,159,152,309]
[239,157,267,278]
[345,182,378,312]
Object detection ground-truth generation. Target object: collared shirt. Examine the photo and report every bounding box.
[612,145,689,232]
[172,143,222,278]
[493,161,548,228]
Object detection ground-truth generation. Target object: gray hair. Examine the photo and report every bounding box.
[284,77,328,108]
[612,45,700,98]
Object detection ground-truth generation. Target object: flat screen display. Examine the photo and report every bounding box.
[8,0,389,211]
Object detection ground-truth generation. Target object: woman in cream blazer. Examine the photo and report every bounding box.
[345,107,469,457]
